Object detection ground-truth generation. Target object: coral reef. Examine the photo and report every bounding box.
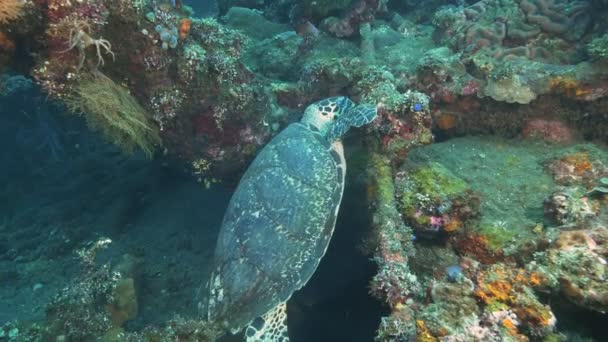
[0,237,220,341]
[545,150,608,187]
[395,162,480,237]
[367,152,420,340]
[522,118,574,143]
[2,0,608,340]
[321,0,387,38]
[588,33,608,60]
[530,226,608,313]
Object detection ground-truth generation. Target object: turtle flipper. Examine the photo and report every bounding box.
[245,303,289,342]
[327,103,378,141]
[348,103,378,127]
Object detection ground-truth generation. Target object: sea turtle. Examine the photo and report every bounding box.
[206,96,377,341]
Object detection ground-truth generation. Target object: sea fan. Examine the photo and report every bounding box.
[0,0,24,25]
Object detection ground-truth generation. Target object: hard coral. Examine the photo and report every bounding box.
[548,76,594,99]
[396,162,479,238]
[519,0,591,41]
[454,233,502,265]
[544,187,597,226]
[545,151,608,186]
[530,226,608,313]
[433,0,584,65]
[474,264,556,336]
[320,0,385,38]
[522,118,573,143]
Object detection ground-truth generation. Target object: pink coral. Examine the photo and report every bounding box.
[522,118,573,143]
[461,80,481,96]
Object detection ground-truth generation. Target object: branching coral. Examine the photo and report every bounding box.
[65,72,161,157]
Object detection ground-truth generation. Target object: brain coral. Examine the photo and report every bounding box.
[433,0,591,64]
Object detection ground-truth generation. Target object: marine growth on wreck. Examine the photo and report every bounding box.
[0,0,607,341]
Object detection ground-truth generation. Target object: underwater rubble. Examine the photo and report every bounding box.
[1,0,608,341]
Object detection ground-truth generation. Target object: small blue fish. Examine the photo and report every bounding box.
[413,103,423,112]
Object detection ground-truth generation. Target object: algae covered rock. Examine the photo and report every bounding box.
[245,31,303,80]
[222,7,290,40]
[530,227,608,313]
[395,162,480,238]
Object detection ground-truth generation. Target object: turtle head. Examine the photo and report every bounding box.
[301,96,378,141]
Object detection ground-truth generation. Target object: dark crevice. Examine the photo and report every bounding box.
[549,295,608,340]
[287,169,387,342]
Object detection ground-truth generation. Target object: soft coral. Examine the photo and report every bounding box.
[0,0,24,25]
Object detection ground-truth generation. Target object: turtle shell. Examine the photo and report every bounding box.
[207,122,345,331]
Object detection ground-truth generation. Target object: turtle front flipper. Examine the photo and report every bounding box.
[327,103,378,141]
[348,103,378,127]
[245,303,289,342]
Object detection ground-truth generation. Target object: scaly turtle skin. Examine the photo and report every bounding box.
[206,97,377,341]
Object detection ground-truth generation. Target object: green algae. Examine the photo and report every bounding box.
[406,137,556,232]
[588,33,608,60]
[409,162,467,195]
[372,153,397,207]
[476,222,520,251]
[400,162,468,213]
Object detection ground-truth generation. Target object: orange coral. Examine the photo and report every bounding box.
[0,0,24,25]
[475,264,556,334]
[549,76,594,98]
[436,113,457,130]
[443,217,462,232]
[528,272,542,286]
[513,305,554,328]
[454,233,501,264]
[416,320,437,342]
[179,18,192,40]
[561,152,592,175]
[475,267,543,304]
[502,318,518,336]
[475,280,513,303]
[0,30,14,69]
[0,31,15,51]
